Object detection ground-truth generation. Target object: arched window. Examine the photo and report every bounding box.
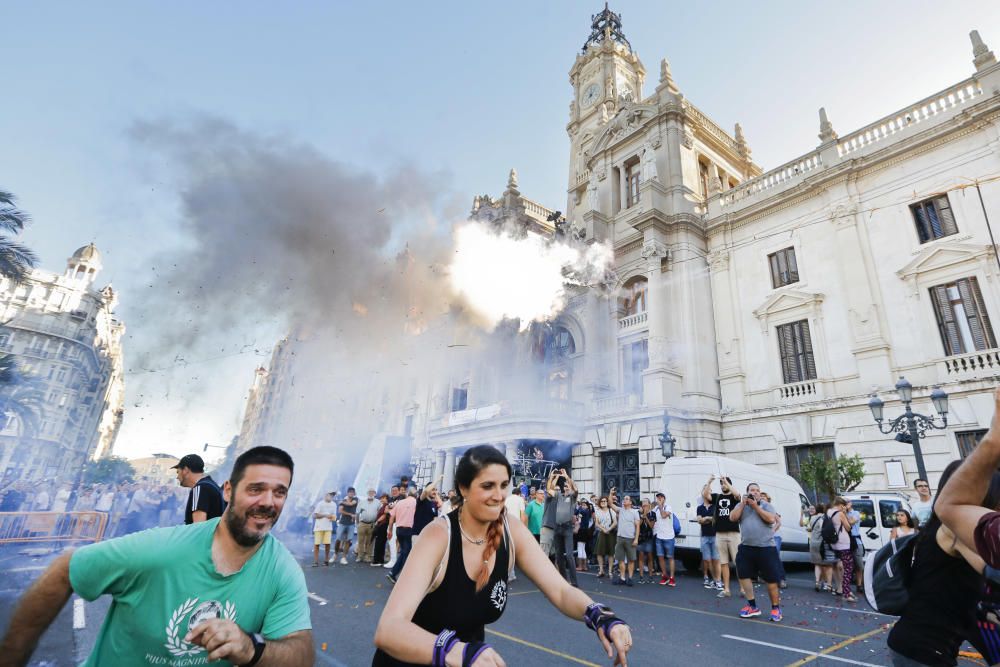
[547,326,576,359]
[620,277,648,316]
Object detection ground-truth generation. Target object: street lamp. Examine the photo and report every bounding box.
[868,376,949,481]
[659,411,677,459]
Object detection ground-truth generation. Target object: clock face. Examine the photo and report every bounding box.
[581,83,600,108]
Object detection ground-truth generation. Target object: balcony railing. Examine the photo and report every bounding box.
[776,379,820,402]
[618,311,648,331]
[941,348,1000,379]
[437,398,585,429]
[592,393,640,416]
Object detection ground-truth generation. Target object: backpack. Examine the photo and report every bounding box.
[821,512,840,546]
[672,513,682,537]
[863,533,918,614]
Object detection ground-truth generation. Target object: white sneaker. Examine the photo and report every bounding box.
[383,561,396,569]
[339,557,348,565]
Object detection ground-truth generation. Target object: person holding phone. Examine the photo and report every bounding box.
[545,468,579,587]
[730,483,783,621]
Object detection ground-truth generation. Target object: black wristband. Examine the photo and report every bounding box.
[462,641,491,666]
[241,632,266,667]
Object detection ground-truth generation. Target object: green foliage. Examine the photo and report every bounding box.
[0,354,45,436]
[0,190,38,284]
[81,456,136,485]
[799,452,868,499]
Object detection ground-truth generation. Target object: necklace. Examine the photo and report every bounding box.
[458,509,487,545]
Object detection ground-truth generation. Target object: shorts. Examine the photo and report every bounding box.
[735,544,782,584]
[716,531,740,565]
[655,537,675,559]
[615,537,637,562]
[595,531,616,556]
[540,526,554,556]
[336,523,353,542]
[701,536,719,561]
[637,540,654,554]
[851,535,865,570]
[314,530,332,545]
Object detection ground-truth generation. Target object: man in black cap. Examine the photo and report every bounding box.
[173,454,225,524]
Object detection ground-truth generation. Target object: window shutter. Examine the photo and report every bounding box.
[787,249,799,283]
[798,320,817,380]
[930,285,963,355]
[935,196,958,236]
[927,204,943,238]
[769,253,780,288]
[912,204,930,243]
[777,323,796,383]
[959,277,997,350]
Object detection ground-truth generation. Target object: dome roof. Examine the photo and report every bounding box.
[71,243,102,264]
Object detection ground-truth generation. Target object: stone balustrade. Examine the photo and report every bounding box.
[618,311,648,331]
[941,347,1000,379]
[775,379,820,402]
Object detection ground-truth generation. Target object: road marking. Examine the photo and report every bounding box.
[308,592,329,606]
[783,626,891,667]
[509,589,540,596]
[722,634,882,666]
[813,604,895,618]
[486,628,601,666]
[73,598,85,630]
[597,591,850,638]
[6,566,47,572]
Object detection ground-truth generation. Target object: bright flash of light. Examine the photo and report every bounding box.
[448,223,613,330]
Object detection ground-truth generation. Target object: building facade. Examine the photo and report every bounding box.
[130,453,180,485]
[417,9,1000,498]
[0,244,125,482]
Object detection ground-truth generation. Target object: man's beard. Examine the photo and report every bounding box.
[225,505,278,547]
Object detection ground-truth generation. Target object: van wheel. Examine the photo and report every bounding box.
[680,554,701,573]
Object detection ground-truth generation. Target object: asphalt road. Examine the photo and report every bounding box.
[0,534,985,666]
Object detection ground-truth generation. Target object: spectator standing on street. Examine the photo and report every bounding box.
[808,503,835,591]
[0,446,314,666]
[413,480,443,544]
[912,477,935,527]
[386,488,417,584]
[845,499,864,592]
[33,484,51,512]
[593,496,616,578]
[51,484,71,514]
[703,474,742,598]
[312,492,337,567]
[335,487,358,564]
[697,493,721,590]
[575,499,593,572]
[372,493,391,567]
[546,468,579,587]
[372,445,633,667]
[731,482,784,621]
[611,495,640,586]
[504,485,527,526]
[890,509,917,539]
[356,488,380,563]
[173,454,225,525]
[525,489,545,543]
[651,492,676,587]
[826,498,856,602]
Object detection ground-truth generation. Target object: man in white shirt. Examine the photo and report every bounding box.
[652,492,677,586]
[911,478,934,527]
[312,492,337,566]
[504,487,527,525]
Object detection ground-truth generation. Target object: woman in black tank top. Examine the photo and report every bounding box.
[373,445,633,667]
[886,461,1000,666]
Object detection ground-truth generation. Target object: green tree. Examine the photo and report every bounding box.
[0,190,38,284]
[799,452,868,500]
[0,354,45,436]
[81,456,136,485]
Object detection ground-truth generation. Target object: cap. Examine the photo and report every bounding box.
[170,454,205,473]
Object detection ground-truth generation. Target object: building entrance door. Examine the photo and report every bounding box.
[600,449,640,499]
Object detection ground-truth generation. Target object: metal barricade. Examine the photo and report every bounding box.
[0,511,108,545]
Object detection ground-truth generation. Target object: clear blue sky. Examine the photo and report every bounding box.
[4,1,1000,458]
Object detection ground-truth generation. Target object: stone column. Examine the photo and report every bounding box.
[442,449,457,495]
[432,450,446,485]
[641,237,683,407]
[709,249,747,411]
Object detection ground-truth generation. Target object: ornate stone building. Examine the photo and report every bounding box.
[0,244,125,481]
[417,8,1000,498]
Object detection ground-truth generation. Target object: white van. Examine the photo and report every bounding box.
[843,492,913,553]
[658,456,812,572]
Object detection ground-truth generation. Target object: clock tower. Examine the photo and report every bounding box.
[567,5,646,194]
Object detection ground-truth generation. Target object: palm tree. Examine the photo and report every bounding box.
[0,361,45,436]
[0,190,38,284]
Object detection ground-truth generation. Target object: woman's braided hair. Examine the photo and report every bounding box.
[453,445,513,593]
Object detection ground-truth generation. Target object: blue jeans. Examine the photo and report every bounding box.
[390,527,413,579]
[655,537,675,558]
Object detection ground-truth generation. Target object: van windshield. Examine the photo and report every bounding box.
[851,500,876,528]
[880,499,904,528]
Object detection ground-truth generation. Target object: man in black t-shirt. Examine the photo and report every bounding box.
[173,454,225,524]
[696,496,722,590]
[702,474,741,598]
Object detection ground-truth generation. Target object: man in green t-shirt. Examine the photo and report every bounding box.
[0,446,313,666]
[525,488,546,540]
